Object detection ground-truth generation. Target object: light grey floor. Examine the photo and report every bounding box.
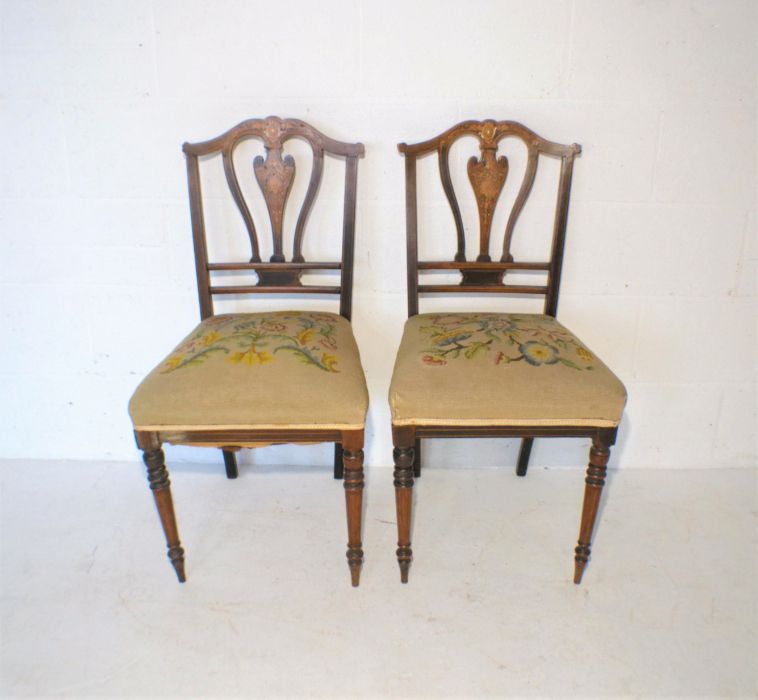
[0,459,755,698]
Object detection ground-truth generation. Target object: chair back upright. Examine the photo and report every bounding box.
[183,116,364,320]
[398,120,580,317]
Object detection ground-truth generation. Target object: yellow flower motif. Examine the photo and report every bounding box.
[576,347,593,362]
[201,331,220,346]
[321,352,339,372]
[229,347,273,366]
[164,354,184,370]
[295,328,315,346]
[229,351,249,365]
[161,314,339,373]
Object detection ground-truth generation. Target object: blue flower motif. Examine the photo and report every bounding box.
[520,341,559,366]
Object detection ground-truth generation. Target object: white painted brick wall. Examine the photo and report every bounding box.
[1,0,755,469]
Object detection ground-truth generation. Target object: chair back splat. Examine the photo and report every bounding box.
[183,116,364,321]
[398,119,580,317]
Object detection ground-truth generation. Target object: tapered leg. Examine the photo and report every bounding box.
[342,432,364,586]
[516,437,533,477]
[222,449,239,479]
[413,438,421,478]
[393,427,415,583]
[333,443,344,480]
[141,446,186,582]
[573,436,611,584]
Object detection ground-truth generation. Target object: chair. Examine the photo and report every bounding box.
[389,119,626,584]
[129,117,368,585]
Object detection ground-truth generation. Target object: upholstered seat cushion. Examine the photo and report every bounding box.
[129,311,368,430]
[389,312,626,428]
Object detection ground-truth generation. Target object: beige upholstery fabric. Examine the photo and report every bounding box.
[129,312,368,430]
[389,313,626,427]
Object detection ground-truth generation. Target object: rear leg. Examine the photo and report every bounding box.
[516,437,533,477]
[222,449,239,479]
[334,443,344,479]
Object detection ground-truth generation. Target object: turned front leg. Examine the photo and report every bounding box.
[573,436,611,584]
[142,447,186,583]
[393,430,415,583]
[342,432,364,587]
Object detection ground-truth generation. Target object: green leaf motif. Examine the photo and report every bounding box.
[162,346,229,372]
[464,341,491,359]
[274,345,331,372]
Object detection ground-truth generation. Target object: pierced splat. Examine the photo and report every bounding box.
[464,121,509,285]
[254,143,298,285]
[254,147,296,261]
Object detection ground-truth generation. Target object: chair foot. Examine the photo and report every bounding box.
[142,446,186,583]
[573,435,611,584]
[334,443,344,480]
[347,546,363,587]
[516,437,533,477]
[168,545,187,583]
[397,547,412,583]
[342,435,364,586]
[393,430,415,584]
[222,449,239,479]
[573,547,589,584]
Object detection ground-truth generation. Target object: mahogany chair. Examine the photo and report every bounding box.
[389,120,626,584]
[129,117,368,585]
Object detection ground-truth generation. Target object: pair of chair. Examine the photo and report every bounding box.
[128,116,626,588]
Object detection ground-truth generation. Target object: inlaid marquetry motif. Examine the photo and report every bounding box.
[254,146,296,263]
[466,126,509,263]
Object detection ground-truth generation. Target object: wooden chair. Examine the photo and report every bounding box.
[129,117,368,585]
[389,119,626,584]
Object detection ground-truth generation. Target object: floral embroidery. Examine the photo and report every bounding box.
[321,352,339,372]
[201,331,220,346]
[419,313,594,370]
[229,347,273,366]
[521,341,559,366]
[161,312,341,373]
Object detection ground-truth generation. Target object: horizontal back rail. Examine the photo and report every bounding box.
[208,285,341,295]
[417,284,548,295]
[207,261,341,271]
[417,261,550,271]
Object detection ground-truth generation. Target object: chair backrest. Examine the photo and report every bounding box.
[398,119,580,317]
[183,116,364,320]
